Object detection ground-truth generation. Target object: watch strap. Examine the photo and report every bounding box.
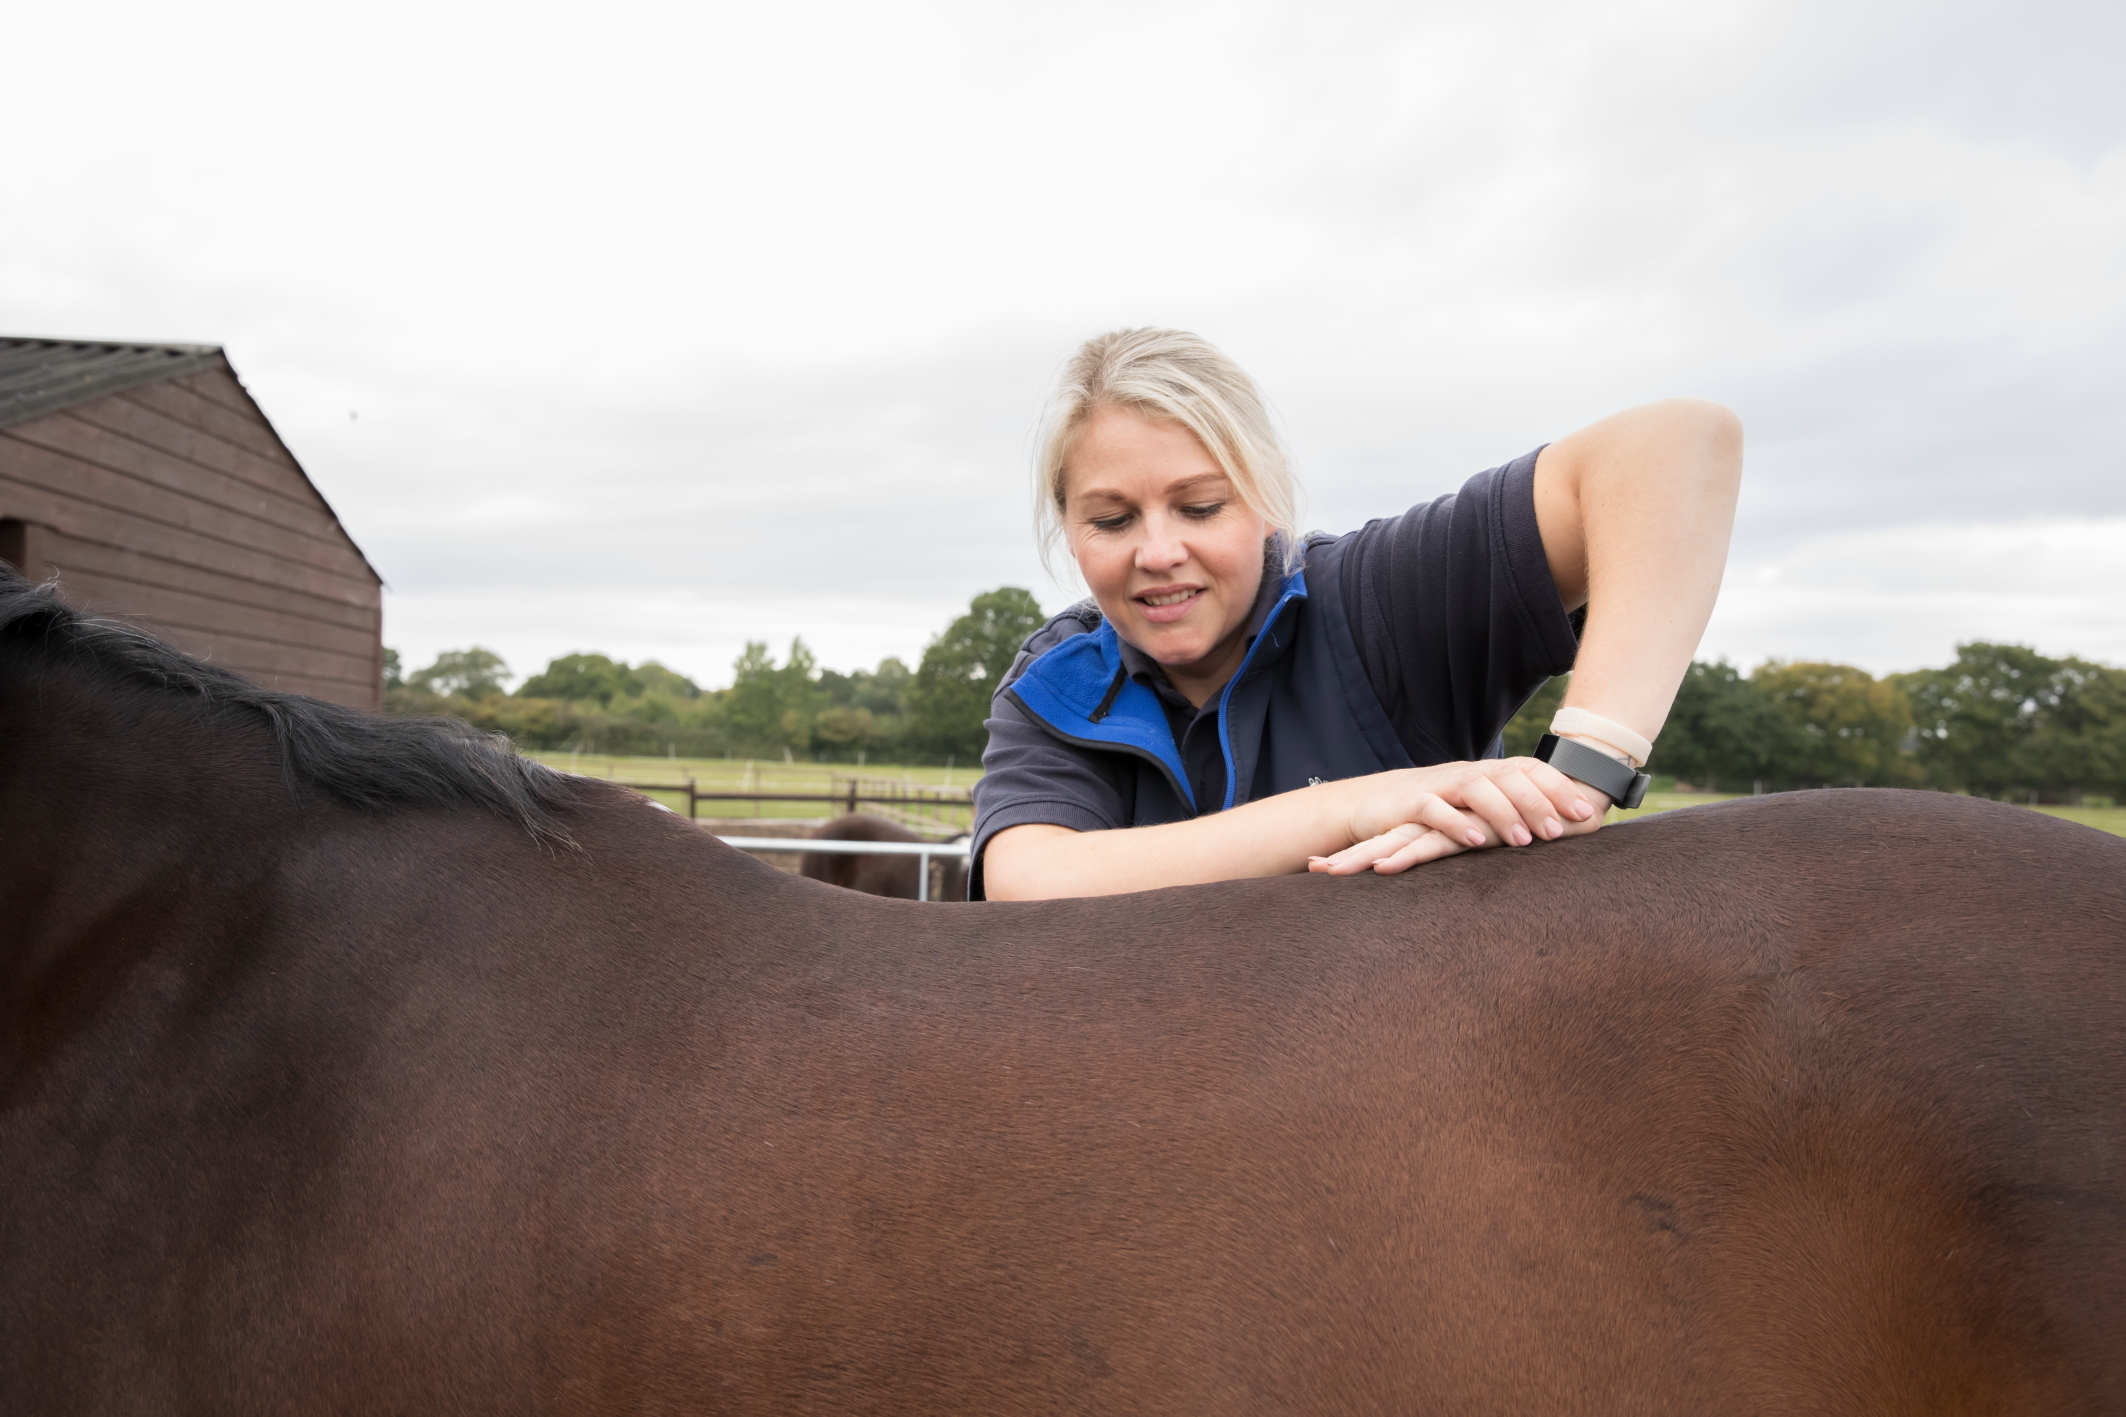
[1535,733,1652,810]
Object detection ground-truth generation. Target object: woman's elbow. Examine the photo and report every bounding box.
[1659,397,1744,493]
[979,824,1075,901]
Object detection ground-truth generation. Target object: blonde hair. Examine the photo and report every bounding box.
[1034,328,1302,577]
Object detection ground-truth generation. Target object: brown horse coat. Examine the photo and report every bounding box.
[3,574,2124,1413]
[799,813,969,901]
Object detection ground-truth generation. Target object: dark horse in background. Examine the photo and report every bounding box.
[800,814,970,901]
[4,565,2124,1415]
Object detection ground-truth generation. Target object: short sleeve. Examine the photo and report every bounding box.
[966,690,1133,900]
[1336,448,1581,764]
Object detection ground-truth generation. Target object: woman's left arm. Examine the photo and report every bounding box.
[1533,397,1743,756]
[1308,397,1742,878]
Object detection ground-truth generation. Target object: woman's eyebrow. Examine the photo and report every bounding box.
[1163,473,1231,497]
[1069,473,1231,506]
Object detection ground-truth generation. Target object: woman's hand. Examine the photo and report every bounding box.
[1307,759,1610,876]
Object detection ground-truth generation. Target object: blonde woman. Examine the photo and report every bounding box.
[972,328,1741,901]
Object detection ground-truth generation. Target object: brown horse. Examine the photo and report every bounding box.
[799,814,970,901]
[4,565,2124,1414]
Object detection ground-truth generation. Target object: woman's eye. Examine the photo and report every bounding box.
[1089,514,1132,532]
[1181,502,1225,519]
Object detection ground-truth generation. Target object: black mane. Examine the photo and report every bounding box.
[0,566,577,840]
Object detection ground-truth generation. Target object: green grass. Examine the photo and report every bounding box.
[525,753,980,827]
[2025,804,2126,837]
[1610,790,2126,838]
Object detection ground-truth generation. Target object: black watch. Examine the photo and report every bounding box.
[1535,733,1651,810]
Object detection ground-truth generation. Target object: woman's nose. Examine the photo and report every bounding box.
[1135,516,1188,571]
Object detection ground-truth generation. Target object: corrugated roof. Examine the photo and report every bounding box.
[0,336,226,430]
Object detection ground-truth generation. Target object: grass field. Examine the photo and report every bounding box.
[1613,791,2126,838]
[535,755,2126,841]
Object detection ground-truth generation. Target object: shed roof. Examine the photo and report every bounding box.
[0,337,227,430]
[0,334,383,590]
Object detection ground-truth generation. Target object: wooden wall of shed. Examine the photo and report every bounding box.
[0,367,382,709]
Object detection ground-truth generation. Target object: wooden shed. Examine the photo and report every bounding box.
[0,337,383,710]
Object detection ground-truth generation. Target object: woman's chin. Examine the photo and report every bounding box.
[1129,625,1212,668]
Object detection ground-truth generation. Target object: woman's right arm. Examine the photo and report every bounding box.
[981,758,1604,900]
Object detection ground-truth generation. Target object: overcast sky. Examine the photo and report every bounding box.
[7,0,2122,687]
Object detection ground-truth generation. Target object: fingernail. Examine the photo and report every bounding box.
[1511,825,1530,846]
[1545,818,1561,838]
[1466,830,1485,846]
[1571,799,1591,820]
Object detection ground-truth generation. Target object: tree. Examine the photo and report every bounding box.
[1651,660,1804,789]
[905,588,1046,763]
[1896,643,2062,797]
[1501,674,1568,758]
[1751,661,1915,787]
[723,638,821,754]
[517,652,644,706]
[816,656,913,760]
[407,647,510,700]
[821,657,912,718]
[382,647,404,691]
[813,705,876,751]
[1900,646,2126,802]
[2062,662,2126,803]
[632,661,702,699]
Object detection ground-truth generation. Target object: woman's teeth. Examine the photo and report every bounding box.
[1141,590,1197,607]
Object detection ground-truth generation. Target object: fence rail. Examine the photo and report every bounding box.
[714,835,972,902]
[606,778,974,824]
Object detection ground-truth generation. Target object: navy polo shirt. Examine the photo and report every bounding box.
[969,449,1580,896]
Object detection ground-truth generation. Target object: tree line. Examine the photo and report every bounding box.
[1504,643,2126,804]
[390,597,2125,803]
[385,587,1049,766]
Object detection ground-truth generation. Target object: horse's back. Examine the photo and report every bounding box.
[637,789,2126,1412]
[5,786,2122,1414]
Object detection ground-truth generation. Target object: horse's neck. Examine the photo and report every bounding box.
[1,659,297,984]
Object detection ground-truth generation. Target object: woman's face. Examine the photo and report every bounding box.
[1062,405,1270,699]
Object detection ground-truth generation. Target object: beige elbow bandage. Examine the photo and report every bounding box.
[1549,708,1653,769]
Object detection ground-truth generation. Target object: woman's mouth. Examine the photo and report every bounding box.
[1135,587,1202,623]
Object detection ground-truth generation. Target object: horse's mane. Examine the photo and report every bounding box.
[0,566,576,841]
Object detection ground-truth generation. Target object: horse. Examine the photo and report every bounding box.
[799,814,970,901]
[3,564,2124,1414]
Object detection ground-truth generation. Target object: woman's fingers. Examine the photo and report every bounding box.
[1456,773,1548,847]
[1367,827,1466,874]
[1487,763,1585,841]
[1521,758,1600,824]
[1309,823,1468,875]
[1408,790,1491,849]
[1310,822,1425,874]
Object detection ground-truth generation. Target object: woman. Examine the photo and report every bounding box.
[972,328,1741,901]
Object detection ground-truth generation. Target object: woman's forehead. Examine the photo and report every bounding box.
[1065,412,1229,500]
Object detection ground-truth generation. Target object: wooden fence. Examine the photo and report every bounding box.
[605,774,973,832]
